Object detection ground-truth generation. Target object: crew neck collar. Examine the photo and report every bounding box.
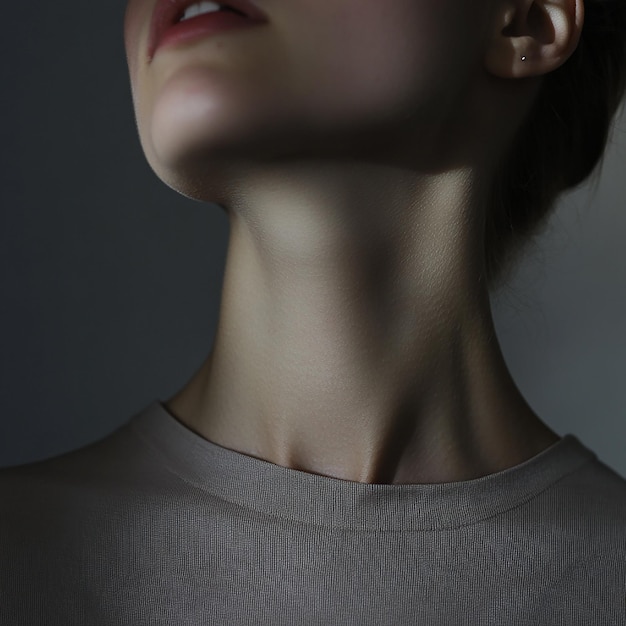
[127,400,596,531]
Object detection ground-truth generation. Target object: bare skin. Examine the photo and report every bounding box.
[123,0,583,484]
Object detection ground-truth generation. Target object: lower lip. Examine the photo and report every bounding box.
[152,12,264,57]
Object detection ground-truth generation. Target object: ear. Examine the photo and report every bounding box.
[484,0,585,79]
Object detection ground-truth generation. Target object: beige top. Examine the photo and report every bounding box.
[1,400,625,625]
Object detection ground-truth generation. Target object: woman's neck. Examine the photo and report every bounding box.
[164,160,560,484]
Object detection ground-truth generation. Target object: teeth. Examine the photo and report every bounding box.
[180,1,223,21]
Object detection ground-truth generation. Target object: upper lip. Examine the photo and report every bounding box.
[149,0,268,59]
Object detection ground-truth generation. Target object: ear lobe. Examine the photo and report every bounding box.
[484,0,584,79]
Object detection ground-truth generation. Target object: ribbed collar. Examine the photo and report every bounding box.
[127,400,596,531]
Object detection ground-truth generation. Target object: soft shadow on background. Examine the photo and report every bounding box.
[1,1,624,474]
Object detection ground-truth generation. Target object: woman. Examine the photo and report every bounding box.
[2,0,626,623]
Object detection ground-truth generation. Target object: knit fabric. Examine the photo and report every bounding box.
[1,400,625,625]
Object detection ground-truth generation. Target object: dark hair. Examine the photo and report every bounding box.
[485,0,626,289]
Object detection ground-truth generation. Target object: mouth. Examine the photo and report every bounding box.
[149,0,268,60]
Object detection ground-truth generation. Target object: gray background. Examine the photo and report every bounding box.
[1,1,624,476]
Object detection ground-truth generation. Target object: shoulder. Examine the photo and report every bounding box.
[0,421,144,531]
[537,455,626,549]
